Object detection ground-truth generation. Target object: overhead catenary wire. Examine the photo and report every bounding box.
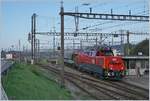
[34,0,149,51]
[75,0,148,32]
[79,9,149,32]
[37,0,149,33]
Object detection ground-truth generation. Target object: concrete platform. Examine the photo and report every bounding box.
[122,74,149,90]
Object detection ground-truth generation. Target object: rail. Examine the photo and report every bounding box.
[1,59,14,100]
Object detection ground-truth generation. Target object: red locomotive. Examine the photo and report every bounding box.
[72,47,126,80]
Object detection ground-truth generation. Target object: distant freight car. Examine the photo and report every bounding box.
[72,47,126,80]
[6,54,13,59]
[5,53,18,60]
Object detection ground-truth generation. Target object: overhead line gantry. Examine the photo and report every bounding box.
[36,32,149,36]
[62,12,149,21]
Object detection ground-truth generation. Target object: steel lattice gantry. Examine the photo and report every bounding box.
[36,32,149,36]
[63,12,149,22]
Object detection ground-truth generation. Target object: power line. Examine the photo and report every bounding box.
[37,0,149,34]
[111,0,147,11]
[79,21,113,31]
[100,21,148,31]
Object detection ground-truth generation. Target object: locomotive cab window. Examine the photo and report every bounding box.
[96,48,114,56]
[104,50,114,56]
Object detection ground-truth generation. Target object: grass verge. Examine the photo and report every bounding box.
[2,62,72,100]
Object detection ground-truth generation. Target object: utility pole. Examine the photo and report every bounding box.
[60,0,65,87]
[35,39,40,62]
[26,45,28,62]
[100,33,102,45]
[23,45,25,58]
[112,35,114,46]
[126,31,130,75]
[95,37,97,47]
[109,41,111,47]
[80,40,82,50]
[19,40,21,63]
[74,6,79,37]
[53,26,56,58]
[120,30,124,55]
[31,13,36,64]
[33,14,36,63]
[35,39,38,62]
[73,39,75,50]
[31,15,34,63]
[86,26,88,41]
[38,39,40,62]
[127,31,130,56]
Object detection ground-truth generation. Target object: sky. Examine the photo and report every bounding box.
[0,0,149,51]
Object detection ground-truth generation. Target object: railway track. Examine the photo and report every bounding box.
[39,64,149,100]
[66,72,148,100]
[67,71,149,99]
[41,65,118,100]
[64,59,149,98]
[40,65,104,99]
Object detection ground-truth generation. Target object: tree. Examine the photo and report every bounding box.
[130,39,149,56]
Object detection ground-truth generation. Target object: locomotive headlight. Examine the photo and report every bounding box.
[108,72,111,76]
[121,67,124,70]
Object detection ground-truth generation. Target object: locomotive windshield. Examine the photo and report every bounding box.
[104,50,114,56]
[96,49,114,56]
